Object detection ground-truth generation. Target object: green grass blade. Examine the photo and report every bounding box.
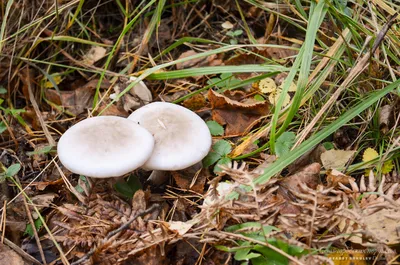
[255,78,400,184]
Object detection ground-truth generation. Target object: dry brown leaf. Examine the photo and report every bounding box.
[175,50,219,70]
[45,79,110,115]
[208,89,270,136]
[320,149,355,169]
[171,162,206,193]
[82,46,107,65]
[326,169,355,187]
[0,244,24,265]
[183,94,206,110]
[280,163,321,194]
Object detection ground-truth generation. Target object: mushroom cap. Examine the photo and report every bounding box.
[58,116,154,178]
[128,102,212,170]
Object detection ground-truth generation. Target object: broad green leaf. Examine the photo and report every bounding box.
[206,120,224,136]
[0,121,7,134]
[203,152,221,168]
[214,157,232,173]
[213,140,232,156]
[0,86,6,94]
[275,132,296,157]
[114,175,142,198]
[6,164,21,178]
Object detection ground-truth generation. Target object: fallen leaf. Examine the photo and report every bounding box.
[175,50,219,70]
[268,89,290,106]
[82,46,107,65]
[280,163,321,194]
[111,77,153,112]
[258,77,276,93]
[208,89,270,136]
[45,79,110,115]
[166,220,196,235]
[326,169,355,187]
[0,244,24,265]
[379,104,393,134]
[43,74,63,89]
[30,193,57,218]
[183,94,206,110]
[362,148,379,162]
[172,162,206,193]
[320,149,355,169]
[221,21,234,29]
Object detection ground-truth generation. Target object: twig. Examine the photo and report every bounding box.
[70,204,160,265]
[22,67,56,146]
[2,237,42,265]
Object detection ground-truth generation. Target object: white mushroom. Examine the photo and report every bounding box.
[57,116,154,178]
[128,102,212,171]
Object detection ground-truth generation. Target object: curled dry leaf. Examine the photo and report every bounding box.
[45,79,110,115]
[175,50,220,70]
[280,163,321,194]
[82,46,107,65]
[208,89,270,136]
[320,149,355,170]
[111,77,153,112]
[326,169,355,187]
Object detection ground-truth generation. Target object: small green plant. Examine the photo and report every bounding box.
[274,131,296,157]
[206,120,224,136]
[114,175,142,198]
[0,163,21,183]
[24,218,43,236]
[203,140,232,174]
[226,29,243,44]
[216,222,308,265]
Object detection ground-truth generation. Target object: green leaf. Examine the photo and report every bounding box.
[233,29,243,36]
[24,218,43,236]
[203,152,221,168]
[26,145,54,156]
[214,157,232,173]
[114,175,142,198]
[322,142,335,150]
[0,86,6,94]
[254,94,265,101]
[275,132,296,157]
[0,121,7,134]
[206,120,224,136]
[213,140,232,156]
[6,164,21,178]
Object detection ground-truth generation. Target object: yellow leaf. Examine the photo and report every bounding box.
[268,89,290,106]
[278,80,297,92]
[259,77,276,93]
[43,75,63,89]
[382,160,394,174]
[362,148,378,162]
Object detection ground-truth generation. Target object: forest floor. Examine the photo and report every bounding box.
[0,1,400,265]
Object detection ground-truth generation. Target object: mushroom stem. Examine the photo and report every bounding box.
[148,170,169,185]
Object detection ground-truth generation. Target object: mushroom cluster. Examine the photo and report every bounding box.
[57,100,212,182]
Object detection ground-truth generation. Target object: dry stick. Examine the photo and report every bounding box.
[2,237,42,265]
[25,68,56,146]
[22,194,47,265]
[294,14,398,148]
[70,204,160,265]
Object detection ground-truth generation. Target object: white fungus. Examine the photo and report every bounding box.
[57,116,154,178]
[128,102,212,171]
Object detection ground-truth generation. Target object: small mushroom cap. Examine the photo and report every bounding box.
[58,116,154,178]
[128,102,212,170]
